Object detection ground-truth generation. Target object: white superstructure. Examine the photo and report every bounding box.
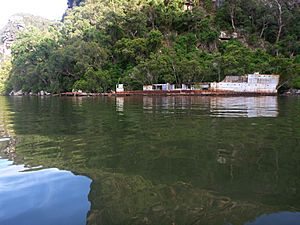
[210,73,280,94]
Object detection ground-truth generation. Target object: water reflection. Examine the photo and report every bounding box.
[245,212,300,225]
[210,96,278,117]
[1,96,300,225]
[0,158,91,225]
[116,97,124,112]
[141,96,278,117]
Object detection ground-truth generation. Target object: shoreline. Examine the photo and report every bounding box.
[58,90,279,97]
[111,90,278,97]
[4,89,300,97]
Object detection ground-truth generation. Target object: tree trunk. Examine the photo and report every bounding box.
[260,20,268,38]
[230,8,236,31]
[171,62,179,85]
[275,0,283,43]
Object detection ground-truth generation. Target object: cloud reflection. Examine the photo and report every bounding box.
[0,158,91,225]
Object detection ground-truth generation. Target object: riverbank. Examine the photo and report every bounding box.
[280,89,300,96]
[58,90,278,97]
[5,89,300,97]
[113,90,279,96]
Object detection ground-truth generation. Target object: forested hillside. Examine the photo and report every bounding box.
[2,0,300,94]
[0,14,51,93]
[0,13,51,57]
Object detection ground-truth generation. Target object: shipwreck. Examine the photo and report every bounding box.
[114,73,280,96]
[211,73,280,94]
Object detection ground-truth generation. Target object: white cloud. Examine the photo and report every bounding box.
[0,0,68,28]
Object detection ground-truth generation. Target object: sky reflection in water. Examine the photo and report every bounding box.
[244,212,300,225]
[0,158,91,225]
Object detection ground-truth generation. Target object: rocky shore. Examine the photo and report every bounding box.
[281,89,300,96]
[6,88,300,97]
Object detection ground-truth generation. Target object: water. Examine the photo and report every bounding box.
[0,96,300,225]
[0,160,91,225]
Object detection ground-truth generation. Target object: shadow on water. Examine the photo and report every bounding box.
[0,96,300,225]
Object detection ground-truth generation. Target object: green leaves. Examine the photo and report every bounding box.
[147,29,163,51]
[73,68,112,92]
[0,60,11,94]
[2,0,299,93]
[130,45,216,86]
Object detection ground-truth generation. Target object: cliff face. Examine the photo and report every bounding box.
[67,0,85,8]
[0,14,51,60]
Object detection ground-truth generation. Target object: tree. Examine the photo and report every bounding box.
[73,68,112,92]
[0,59,12,94]
[3,0,300,93]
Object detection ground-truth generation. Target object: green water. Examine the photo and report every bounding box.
[0,96,300,225]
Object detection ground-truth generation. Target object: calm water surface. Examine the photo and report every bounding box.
[0,96,299,225]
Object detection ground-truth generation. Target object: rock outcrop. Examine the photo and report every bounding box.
[67,0,85,8]
[0,14,51,61]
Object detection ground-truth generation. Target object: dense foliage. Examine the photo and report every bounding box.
[2,0,300,93]
[0,60,11,93]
